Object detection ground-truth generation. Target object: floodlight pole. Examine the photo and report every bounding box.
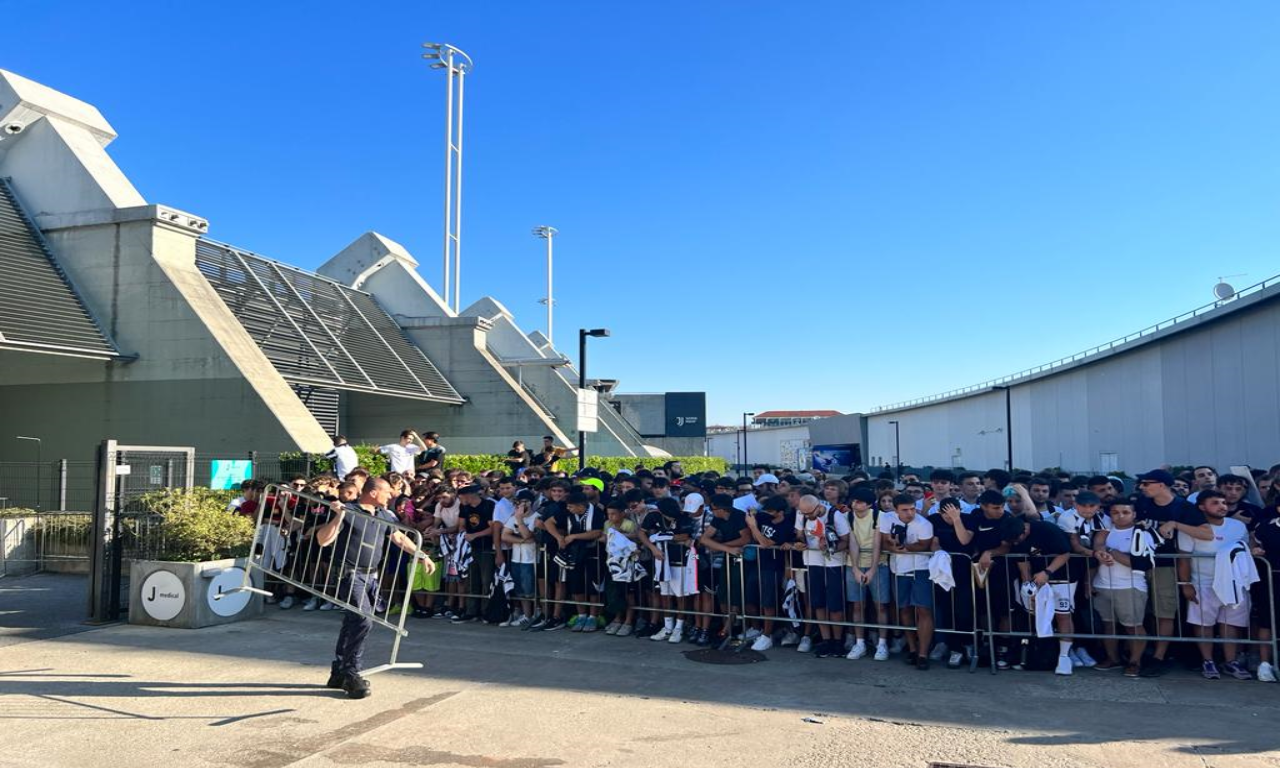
[534,226,558,345]
[423,43,473,312]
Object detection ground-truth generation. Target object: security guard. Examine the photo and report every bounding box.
[316,476,435,699]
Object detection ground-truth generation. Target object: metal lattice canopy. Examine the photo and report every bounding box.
[195,239,463,404]
[0,178,119,359]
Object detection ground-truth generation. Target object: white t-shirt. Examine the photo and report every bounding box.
[380,443,419,475]
[794,506,852,568]
[326,445,358,479]
[877,511,934,575]
[1093,527,1147,592]
[493,497,516,549]
[503,511,541,564]
[1178,517,1248,589]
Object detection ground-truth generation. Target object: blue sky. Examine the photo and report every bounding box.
[7,3,1280,423]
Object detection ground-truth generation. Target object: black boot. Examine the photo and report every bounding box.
[341,673,371,700]
[326,662,343,689]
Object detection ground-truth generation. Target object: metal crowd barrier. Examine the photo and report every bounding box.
[220,484,425,676]
[985,552,1279,673]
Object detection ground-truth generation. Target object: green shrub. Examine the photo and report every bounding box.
[277,449,725,479]
[140,487,254,562]
[287,445,388,477]
[0,507,39,518]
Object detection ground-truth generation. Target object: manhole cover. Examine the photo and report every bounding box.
[683,648,767,665]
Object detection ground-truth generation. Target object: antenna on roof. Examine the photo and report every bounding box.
[1214,273,1246,301]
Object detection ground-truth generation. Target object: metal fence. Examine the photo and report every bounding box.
[0,511,166,576]
[0,460,98,511]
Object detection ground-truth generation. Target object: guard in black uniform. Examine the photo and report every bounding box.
[316,477,435,699]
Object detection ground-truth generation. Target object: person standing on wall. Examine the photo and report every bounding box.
[381,430,426,476]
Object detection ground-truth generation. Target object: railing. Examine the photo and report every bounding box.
[0,511,166,575]
[870,271,1280,413]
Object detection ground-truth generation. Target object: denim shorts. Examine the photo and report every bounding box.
[895,570,934,609]
[512,562,535,598]
[846,563,892,604]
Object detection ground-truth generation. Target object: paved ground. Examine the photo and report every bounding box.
[1,583,1279,768]
[0,573,99,649]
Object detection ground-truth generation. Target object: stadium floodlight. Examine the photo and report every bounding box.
[533,225,558,344]
[423,43,474,312]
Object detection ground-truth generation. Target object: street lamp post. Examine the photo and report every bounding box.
[887,421,901,482]
[16,436,41,510]
[422,42,474,312]
[993,385,1013,471]
[742,412,755,473]
[577,328,610,470]
[533,226,557,344]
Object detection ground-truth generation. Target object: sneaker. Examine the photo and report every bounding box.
[544,617,566,632]
[265,595,278,605]
[1258,661,1277,683]
[319,601,338,611]
[604,622,621,635]
[889,637,906,654]
[996,647,1010,670]
[1140,657,1171,677]
[904,652,918,666]
[695,629,712,647]
[928,642,948,662]
[780,631,800,647]
[1202,660,1221,680]
[651,627,672,642]
[570,617,586,633]
[635,624,658,638]
[1068,651,1083,668]
[751,634,774,652]
[435,609,453,620]
[947,651,964,669]
[498,614,516,628]
[279,596,295,610]
[916,657,930,671]
[1123,664,1141,678]
[744,627,763,641]
[303,597,320,611]
[847,641,867,661]
[515,615,531,630]
[341,674,371,700]
[1074,646,1098,668]
[375,597,387,613]
[797,636,813,653]
[1224,660,1253,680]
[1093,660,1120,671]
[1055,655,1074,676]
[873,643,890,662]
[815,640,835,658]
[582,617,599,633]
[616,624,634,637]
[450,613,471,624]
[843,635,856,652]
[528,616,548,631]
[668,627,684,644]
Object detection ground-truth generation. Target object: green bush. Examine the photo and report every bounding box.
[0,507,39,519]
[285,445,388,477]
[277,448,726,479]
[140,487,254,562]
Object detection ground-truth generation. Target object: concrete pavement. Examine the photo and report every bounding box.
[1,603,1278,768]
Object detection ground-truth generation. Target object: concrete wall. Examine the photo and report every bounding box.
[706,425,812,470]
[614,394,666,436]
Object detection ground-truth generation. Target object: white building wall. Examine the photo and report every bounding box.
[706,425,811,470]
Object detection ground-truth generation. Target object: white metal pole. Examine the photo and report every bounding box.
[546,229,554,345]
[453,67,466,313]
[442,50,455,305]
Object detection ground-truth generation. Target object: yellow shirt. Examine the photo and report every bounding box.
[849,510,885,569]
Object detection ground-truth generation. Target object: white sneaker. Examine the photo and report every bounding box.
[515,615,531,630]
[847,641,867,660]
[319,602,337,611]
[650,627,672,642]
[1074,647,1098,668]
[1258,662,1277,683]
[889,637,906,654]
[928,642,948,661]
[1055,655,1074,676]
[948,651,965,668]
[797,636,813,653]
[302,597,320,611]
[873,643,890,661]
[604,622,622,635]
[278,596,295,610]
[780,631,800,647]
[744,627,763,641]
[751,635,774,652]
[668,627,684,644]
[498,614,515,628]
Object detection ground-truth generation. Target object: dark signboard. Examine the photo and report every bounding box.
[812,444,862,474]
[664,392,707,437]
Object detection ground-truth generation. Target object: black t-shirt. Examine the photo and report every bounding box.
[334,503,398,569]
[460,499,496,550]
[1230,500,1263,524]
[505,449,530,469]
[1013,519,1084,582]
[967,512,1024,555]
[420,444,447,468]
[752,511,796,570]
[928,512,971,555]
[708,509,748,544]
[1249,506,1280,572]
[1136,495,1204,557]
[642,510,695,567]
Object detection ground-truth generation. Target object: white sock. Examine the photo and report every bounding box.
[1060,641,1073,657]
[674,619,685,630]
[877,638,888,648]
[664,617,674,630]
[854,638,866,646]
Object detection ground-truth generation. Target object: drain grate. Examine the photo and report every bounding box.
[683,648,767,665]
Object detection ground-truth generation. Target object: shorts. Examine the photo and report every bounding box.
[1149,566,1179,620]
[658,563,698,597]
[894,570,934,609]
[846,563,892,604]
[806,565,846,614]
[746,567,783,609]
[559,557,598,594]
[715,566,745,608]
[512,562,535,598]
[1187,585,1250,628]
[1093,587,1147,628]
[1016,581,1076,614]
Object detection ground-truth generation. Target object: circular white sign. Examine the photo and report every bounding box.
[207,567,252,617]
[140,570,186,621]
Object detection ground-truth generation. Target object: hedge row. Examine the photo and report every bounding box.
[280,448,727,479]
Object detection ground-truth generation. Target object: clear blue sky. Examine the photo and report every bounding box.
[8,3,1280,424]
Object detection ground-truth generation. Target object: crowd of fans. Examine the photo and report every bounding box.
[229,430,1280,684]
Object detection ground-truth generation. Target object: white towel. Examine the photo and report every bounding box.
[782,577,802,629]
[1213,540,1259,608]
[1018,580,1056,638]
[606,527,641,583]
[927,550,955,592]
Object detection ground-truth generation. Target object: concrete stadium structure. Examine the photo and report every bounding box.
[0,69,662,462]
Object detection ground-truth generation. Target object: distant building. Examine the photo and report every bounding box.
[752,410,843,428]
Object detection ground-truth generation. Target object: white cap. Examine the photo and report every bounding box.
[753,473,780,487]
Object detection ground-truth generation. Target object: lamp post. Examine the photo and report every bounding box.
[993,385,1013,471]
[422,42,473,312]
[887,420,901,482]
[578,328,610,470]
[533,226,557,344]
[742,412,755,473]
[16,435,41,510]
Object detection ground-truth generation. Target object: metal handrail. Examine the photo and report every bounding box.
[869,272,1280,413]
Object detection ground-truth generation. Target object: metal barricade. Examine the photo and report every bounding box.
[220,484,425,676]
[984,551,1279,674]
